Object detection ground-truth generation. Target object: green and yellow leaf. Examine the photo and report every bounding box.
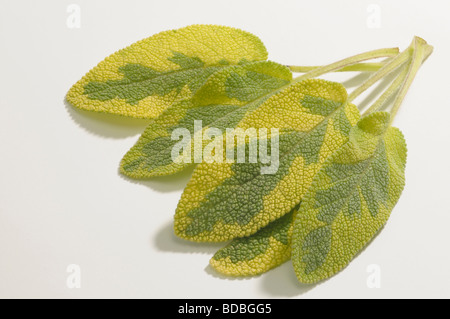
[174,79,360,242]
[119,61,292,177]
[66,24,268,119]
[210,206,297,276]
[291,112,407,283]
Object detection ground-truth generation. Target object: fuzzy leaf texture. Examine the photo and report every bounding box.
[210,206,297,276]
[120,61,292,177]
[291,112,407,283]
[174,79,360,242]
[66,25,268,119]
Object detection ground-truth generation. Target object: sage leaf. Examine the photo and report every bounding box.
[210,206,297,276]
[66,25,268,119]
[120,61,292,177]
[174,79,360,242]
[291,112,407,283]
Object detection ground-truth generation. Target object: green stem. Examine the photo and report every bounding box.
[361,63,410,116]
[293,48,399,83]
[389,37,433,122]
[288,62,385,73]
[288,38,431,122]
[347,47,412,103]
[357,37,433,120]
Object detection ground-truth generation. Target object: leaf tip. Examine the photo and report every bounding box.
[357,111,390,135]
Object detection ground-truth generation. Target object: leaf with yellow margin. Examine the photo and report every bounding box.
[291,112,407,283]
[210,206,297,276]
[119,60,292,178]
[66,25,268,119]
[174,79,360,242]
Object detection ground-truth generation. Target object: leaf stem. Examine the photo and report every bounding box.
[389,37,433,122]
[289,38,432,123]
[347,47,412,103]
[288,62,385,73]
[361,63,410,116]
[292,48,399,83]
[357,37,433,120]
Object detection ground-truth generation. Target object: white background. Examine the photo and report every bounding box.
[1,0,449,299]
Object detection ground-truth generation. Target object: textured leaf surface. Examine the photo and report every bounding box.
[66,25,268,119]
[174,79,360,242]
[210,206,297,276]
[120,61,292,178]
[292,112,407,283]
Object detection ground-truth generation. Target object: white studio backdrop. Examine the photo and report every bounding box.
[0,0,449,298]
